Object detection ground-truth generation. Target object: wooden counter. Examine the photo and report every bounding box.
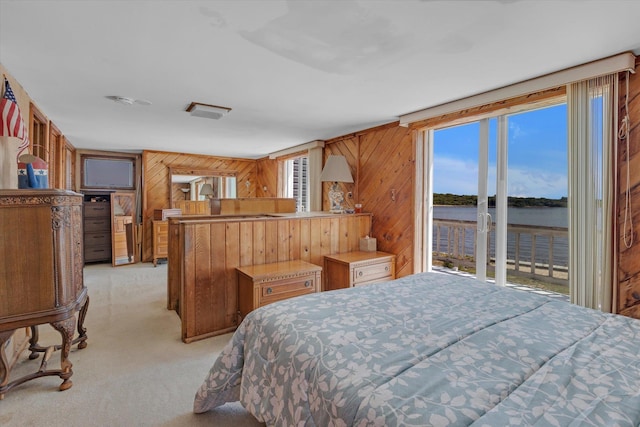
[167,212,371,343]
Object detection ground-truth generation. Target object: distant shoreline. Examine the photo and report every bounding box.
[434,204,565,208]
[433,193,567,208]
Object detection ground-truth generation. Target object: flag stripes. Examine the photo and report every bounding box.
[1,78,31,156]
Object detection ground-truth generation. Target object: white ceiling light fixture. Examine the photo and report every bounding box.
[186,102,231,120]
[105,96,152,106]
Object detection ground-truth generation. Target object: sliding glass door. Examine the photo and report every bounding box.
[428,103,568,291]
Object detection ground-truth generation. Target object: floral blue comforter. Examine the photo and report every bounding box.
[194,272,640,426]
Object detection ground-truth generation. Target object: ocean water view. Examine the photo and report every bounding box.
[434,206,568,227]
[433,205,569,268]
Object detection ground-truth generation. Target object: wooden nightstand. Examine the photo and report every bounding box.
[237,260,322,319]
[324,251,395,291]
[152,220,168,266]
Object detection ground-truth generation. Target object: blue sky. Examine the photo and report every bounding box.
[433,103,568,199]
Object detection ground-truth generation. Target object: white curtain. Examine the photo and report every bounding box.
[567,74,616,312]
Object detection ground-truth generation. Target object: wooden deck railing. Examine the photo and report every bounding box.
[433,219,569,286]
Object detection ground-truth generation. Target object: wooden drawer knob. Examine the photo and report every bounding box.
[385,266,389,271]
[358,271,363,277]
[305,280,311,287]
[266,287,273,294]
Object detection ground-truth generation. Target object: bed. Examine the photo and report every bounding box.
[193,272,640,426]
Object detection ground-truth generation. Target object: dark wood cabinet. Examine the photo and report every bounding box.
[83,195,111,263]
[0,189,89,398]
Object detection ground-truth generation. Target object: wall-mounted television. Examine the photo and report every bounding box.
[81,155,135,190]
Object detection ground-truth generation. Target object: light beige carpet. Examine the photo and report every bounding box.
[0,263,264,427]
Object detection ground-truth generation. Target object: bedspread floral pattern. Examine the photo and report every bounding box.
[194,272,640,426]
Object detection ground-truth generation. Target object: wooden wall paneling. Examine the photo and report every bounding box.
[208,223,226,337]
[300,219,311,263]
[64,139,75,191]
[319,218,332,264]
[256,157,278,197]
[324,124,415,278]
[289,219,301,260]
[224,222,240,327]
[361,126,415,277]
[359,215,369,241]
[167,220,181,310]
[338,217,349,253]
[309,218,322,266]
[181,224,196,338]
[253,221,266,265]
[141,150,258,262]
[173,214,371,341]
[48,122,64,189]
[194,223,213,338]
[277,220,290,262]
[328,217,339,254]
[239,221,254,267]
[265,220,278,264]
[617,59,640,318]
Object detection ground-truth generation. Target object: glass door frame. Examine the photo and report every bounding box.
[415,114,510,287]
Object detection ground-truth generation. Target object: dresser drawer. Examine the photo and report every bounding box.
[84,203,110,218]
[260,275,317,306]
[352,261,393,285]
[84,217,111,232]
[84,246,111,262]
[84,232,111,247]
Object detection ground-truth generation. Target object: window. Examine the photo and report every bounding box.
[284,156,309,212]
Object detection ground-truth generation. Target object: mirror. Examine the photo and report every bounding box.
[111,192,136,266]
[170,168,237,214]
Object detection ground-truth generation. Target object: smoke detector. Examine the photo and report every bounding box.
[106,96,152,106]
[186,102,231,120]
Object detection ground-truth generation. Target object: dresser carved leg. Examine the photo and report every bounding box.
[28,325,41,359]
[50,316,76,391]
[0,330,14,399]
[76,296,89,349]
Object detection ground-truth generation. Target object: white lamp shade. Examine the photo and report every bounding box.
[319,155,354,183]
[200,183,214,196]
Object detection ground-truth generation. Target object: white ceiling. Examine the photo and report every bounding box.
[1,0,639,159]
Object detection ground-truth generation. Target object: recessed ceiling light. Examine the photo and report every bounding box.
[106,96,152,106]
[186,102,231,120]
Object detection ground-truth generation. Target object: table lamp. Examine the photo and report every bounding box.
[319,155,353,213]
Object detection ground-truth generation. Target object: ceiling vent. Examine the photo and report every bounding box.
[186,102,231,120]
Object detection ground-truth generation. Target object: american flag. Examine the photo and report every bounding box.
[1,78,30,157]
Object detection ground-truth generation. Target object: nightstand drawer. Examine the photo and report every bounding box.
[237,260,322,319]
[352,261,393,285]
[260,275,317,304]
[324,251,396,290]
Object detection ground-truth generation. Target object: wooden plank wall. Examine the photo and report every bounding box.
[170,214,372,342]
[617,57,640,319]
[256,157,278,197]
[141,150,257,262]
[324,122,415,278]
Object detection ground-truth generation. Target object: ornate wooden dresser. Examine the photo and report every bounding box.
[0,189,88,398]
